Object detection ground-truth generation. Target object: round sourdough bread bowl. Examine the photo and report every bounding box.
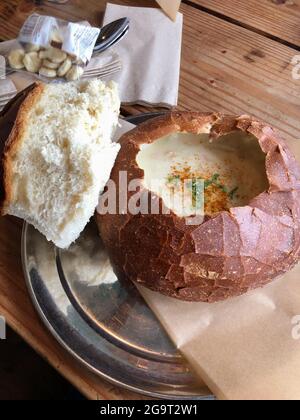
[98,112,300,303]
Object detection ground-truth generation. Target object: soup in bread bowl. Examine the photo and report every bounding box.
[97,112,300,303]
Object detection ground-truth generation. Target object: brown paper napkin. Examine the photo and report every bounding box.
[118,121,300,400]
[156,0,182,21]
[138,269,300,400]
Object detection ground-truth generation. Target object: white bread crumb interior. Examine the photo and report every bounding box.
[6,80,120,248]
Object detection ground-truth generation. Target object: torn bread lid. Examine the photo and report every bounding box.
[1,80,120,249]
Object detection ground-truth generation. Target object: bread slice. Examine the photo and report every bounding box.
[1,80,120,248]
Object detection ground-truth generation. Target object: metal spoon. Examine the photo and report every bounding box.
[93,18,130,54]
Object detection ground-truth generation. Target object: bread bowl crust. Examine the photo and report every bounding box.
[97,112,300,302]
[0,83,44,213]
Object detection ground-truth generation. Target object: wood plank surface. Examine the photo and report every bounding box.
[5,0,299,47]
[188,0,300,48]
[179,3,300,144]
[1,1,300,143]
[0,0,160,41]
[0,0,300,400]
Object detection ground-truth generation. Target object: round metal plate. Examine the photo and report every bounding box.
[22,113,214,400]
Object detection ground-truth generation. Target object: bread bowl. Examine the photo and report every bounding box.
[97,112,300,302]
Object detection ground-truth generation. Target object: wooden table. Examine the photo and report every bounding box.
[1,0,300,400]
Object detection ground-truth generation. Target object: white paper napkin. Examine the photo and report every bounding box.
[103,3,183,108]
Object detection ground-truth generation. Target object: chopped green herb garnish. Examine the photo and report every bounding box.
[167,170,238,209]
[212,173,220,182]
[229,187,239,200]
[203,174,239,199]
[188,179,204,209]
[204,173,228,193]
[167,175,181,185]
[218,184,228,193]
[204,179,213,188]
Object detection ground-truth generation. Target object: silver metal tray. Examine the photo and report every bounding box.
[22,113,214,400]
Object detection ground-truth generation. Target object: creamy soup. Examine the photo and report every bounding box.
[136,131,269,217]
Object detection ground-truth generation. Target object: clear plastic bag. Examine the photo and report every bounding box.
[19,14,100,64]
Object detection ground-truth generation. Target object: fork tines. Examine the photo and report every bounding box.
[82,63,122,79]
